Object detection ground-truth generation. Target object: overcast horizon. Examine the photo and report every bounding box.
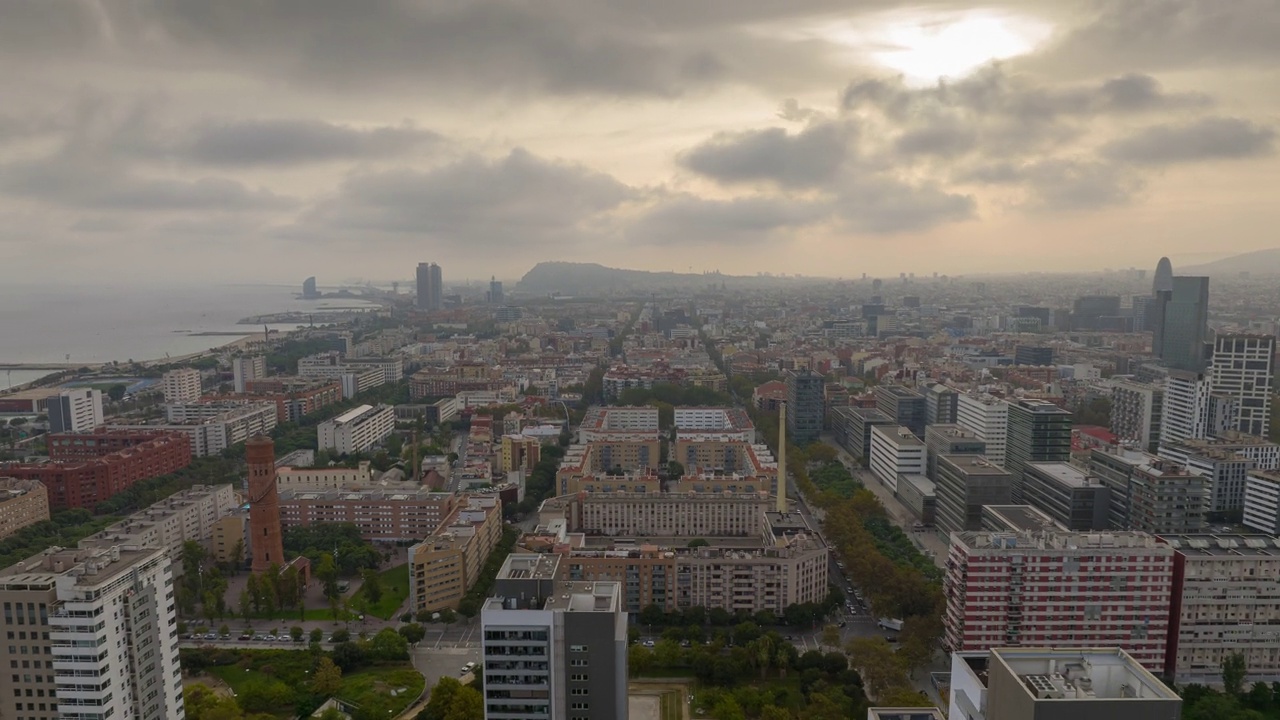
[2,1,1278,284]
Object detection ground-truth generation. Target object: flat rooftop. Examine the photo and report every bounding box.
[993,647,1179,701]
[331,404,376,425]
[0,545,164,591]
[1159,533,1280,557]
[544,580,620,612]
[940,455,1007,475]
[497,553,560,580]
[1026,462,1096,488]
[984,505,1063,532]
[867,709,945,720]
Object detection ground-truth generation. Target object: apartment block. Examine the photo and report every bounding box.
[161,367,202,403]
[317,403,395,454]
[211,513,247,564]
[924,424,986,482]
[482,555,628,720]
[3,431,192,509]
[543,492,772,538]
[1127,459,1208,535]
[557,437,662,494]
[935,455,1013,535]
[0,545,184,720]
[279,487,457,542]
[1160,432,1280,513]
[1089,447,1158,529]
[0,478,49,540]
[241,376,345,421]
[924,383,960,426]
[784,368,824,444]
[875,385,927,438]
[47,388,103,434]
[944,529,1175,671]
[1021,462,1110,531]
[673,407,753,440]
[1161,369,1235,445]
[1110,379,1165,453]
[957,393,1009,467]
[501,434,543,473]
[232,355,266,392]
[1209,334,1275,437]
[78,484,237,571]
[1163,533,1280,684]
[409,496,504,613]
[1005,398,1072,503]
[869,425,926,493]
[111,401,278,456]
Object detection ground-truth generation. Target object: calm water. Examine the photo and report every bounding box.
[0,284,377,376]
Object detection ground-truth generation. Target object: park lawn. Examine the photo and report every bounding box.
[354,563,410,620]
[338,667,425,717]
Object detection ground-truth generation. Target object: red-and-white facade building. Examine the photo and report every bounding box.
[944,529,1175,671]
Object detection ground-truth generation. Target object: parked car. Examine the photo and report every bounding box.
[239,634,252,641]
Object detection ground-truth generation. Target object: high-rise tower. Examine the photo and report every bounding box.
[1153,256,1174,294]
[416,262,443,311]
[777,402,787,512]
[1153,276,1209,371]
[247,436,285,572]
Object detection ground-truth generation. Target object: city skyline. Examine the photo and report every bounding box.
[0,2,1278,284]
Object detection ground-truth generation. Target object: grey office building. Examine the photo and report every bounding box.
[1151,275,1209,372]
[784,368,824,444]
[1014,345,1054,366]
[935,455,1013,534]
[833,407,895,465]
[1022,462,1111,531]
[924,383,959,426]
[1089,447,1155,529]
[875,384,927,438]
[924,424,986,481]
[983,648,1182,720]
[482,554,628,720]
[416,261,443,311]
[1072,295,1121,331]
[1005,399,1073,503]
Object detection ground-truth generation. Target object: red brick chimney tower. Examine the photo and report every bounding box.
[246,436,284,573]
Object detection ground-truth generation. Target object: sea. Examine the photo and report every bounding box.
[0,283,378,389]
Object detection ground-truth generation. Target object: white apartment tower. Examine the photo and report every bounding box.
[317,404,396,455]
[0,545,184,720]
[956,393,1009,467]
[231,355,266,393]
[47,389,103,434]
[1160,369,1235,445]
[1210,334,1275,438]
[161,367,203,403]
[869,425,926,493]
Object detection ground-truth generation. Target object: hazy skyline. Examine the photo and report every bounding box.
[1,1,1277,283]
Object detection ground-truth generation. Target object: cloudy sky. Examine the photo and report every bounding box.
[2,0,1278,285]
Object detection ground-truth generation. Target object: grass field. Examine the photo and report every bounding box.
[352,563,410,620]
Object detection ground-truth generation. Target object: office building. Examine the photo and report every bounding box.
[1152,276,1210,372]
[1160,369,1235,445]
[1210,333,1275,437]
[957,393,1009,467]
[111,401,278,457]
[924,424,986,481]
[1160,433,1280,513]
[416,262,443,311]
[161,367,202,403]
[0,545,184,720]
[875,384,927,438]
[482,554,628,720]
[47,388,103,434]
[924,383,960,426]
[246,437,285,572]
[897,474,936,524]
[1014,345,1054,366]
[1005,399,1072,503]
[317,404,395,454]
[832,406,895,465]
[1244,469,1280,535]
[1072,295,1121,330]
[79,484,237,570]
[954,647,1182,720]
[935,455,1013,534]
[1021,462,1110,531]
[1126,458,1207,534]
[408,496,504,612]
[1110,379,1165,453]
[232,355,267,393]
[1089,447,1157,529]
[1153,256,1174,293]
[869,425,926,493]
[488,277,504,304]
[945,530,1174,671]
[281,487,457,542]
[784,368,824,444]
[0,478,49,539]
[3,430,192,509]
[1162,532,1280,684]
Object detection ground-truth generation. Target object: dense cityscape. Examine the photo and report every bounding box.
[0,254,1277,720]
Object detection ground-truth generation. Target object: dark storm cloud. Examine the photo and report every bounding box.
[629,195,829,246]
[300,148,637,245]
[960,159,1143,211]
[179,120,442,166]
[680,122,854,188]
[1102,117,1275,165]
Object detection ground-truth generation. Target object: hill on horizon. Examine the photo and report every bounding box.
[1179,248,1280,276]
[516,261,800,295]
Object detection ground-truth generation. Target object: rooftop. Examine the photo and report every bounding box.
[0,544,164,591]
[1159,533,1280,557]
[544,580,621,612]
[983,505,1063,532]
[939,455,1008,475]
[867,709,945,720]
[1026,462,1098,488]
[497,553,560,581]
[956,529,1169,552]
[992,647,1179,701]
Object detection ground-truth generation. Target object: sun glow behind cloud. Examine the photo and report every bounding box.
[811,8,1054,84]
